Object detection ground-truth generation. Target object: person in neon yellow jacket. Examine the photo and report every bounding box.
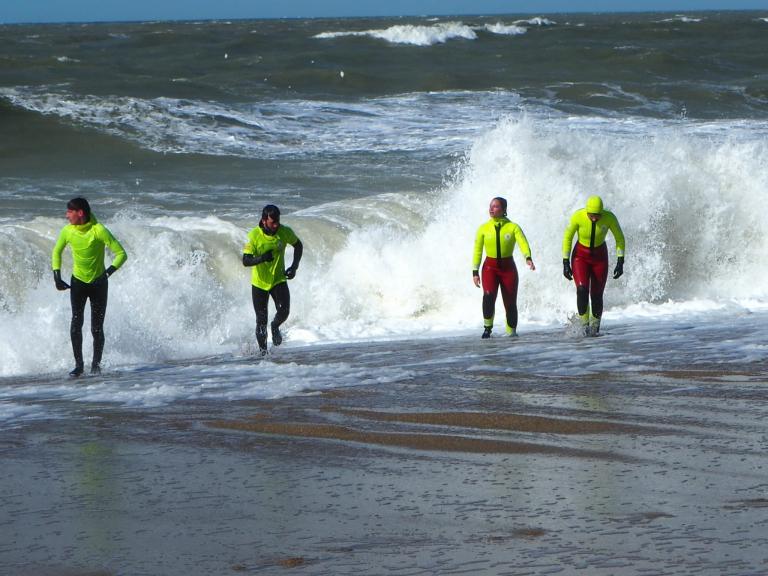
[472,197,536,339]
[562,195,625,336]
[52,197,127,376]
[243,204,303,355]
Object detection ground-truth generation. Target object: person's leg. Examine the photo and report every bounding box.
[497,262,519,335]
[481,259,501,338]
[69,277,88,375]
[571,244,591,316]
[89,275,109,372]
[588,246,609,334]
[269,282,290,346]
[571,247,592,328]
[251,285,269,352]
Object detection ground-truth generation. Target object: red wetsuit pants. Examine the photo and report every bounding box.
[481,257,519,329]
[571,243,608,317]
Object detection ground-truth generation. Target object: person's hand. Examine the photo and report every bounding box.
[563,259,573,280]
[53,270,70,291]
[285,265,297,279]
[95,265,117,283]
[526,257,536,271]
[261,250,274,263]
[473,272,480,288]
[613,256,624,279]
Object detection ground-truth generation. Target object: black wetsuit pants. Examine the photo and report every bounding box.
[70,275,108,369]
[251,282,290,349]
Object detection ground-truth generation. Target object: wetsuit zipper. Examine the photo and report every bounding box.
[495,223,502,261]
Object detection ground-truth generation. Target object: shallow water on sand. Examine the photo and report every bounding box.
[2,319,768,575]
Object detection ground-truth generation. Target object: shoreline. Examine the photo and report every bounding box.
[2,331,768,575]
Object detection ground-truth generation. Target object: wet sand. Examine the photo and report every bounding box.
[2,334,768,575]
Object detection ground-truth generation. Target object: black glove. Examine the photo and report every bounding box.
[53,270,70,291]
[563,259,573,281]
[285,265,297,280]
[613,256,624,279]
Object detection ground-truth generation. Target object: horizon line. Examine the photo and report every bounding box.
[2,7,765,27]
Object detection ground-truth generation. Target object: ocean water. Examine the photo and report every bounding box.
[1,11,767,405]
[3,14,768,576]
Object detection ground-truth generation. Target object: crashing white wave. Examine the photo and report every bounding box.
[513,17,556,26]
[2,114,768,376]
[658,15,703,23]
[314,20,542,45]
[314,22,478,46]
[483,23,527,36]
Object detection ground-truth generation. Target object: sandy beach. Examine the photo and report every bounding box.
[3,329,768,575]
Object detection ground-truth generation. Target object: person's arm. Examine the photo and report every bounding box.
[51,228,67,272]
[608,213,625,278]
[562,214,578,260]
[608,213,625,258]
[51,229,70,290]
[242,234,274,267]
[514,224,535,270]
[242,251,273,267]
[562,214,578,280]
[100,226,127,276]
[472,226,484,287]
[285,240,303,279]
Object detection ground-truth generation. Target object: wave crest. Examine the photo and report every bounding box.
[314,22,478,46]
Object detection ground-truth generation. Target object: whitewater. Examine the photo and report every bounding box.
[2,113,767,380]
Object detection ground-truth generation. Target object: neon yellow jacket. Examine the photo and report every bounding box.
[51,215,127,283]
[562,208,625,258]
[472,217,532,271]
[244,224,300,290]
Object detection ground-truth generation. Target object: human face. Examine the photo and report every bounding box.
[262,215,280,234]
[488,199,505,218]
[66,208,87,225]
[587,213,602,223]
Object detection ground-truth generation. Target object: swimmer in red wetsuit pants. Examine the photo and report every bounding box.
[562,195,625,336]
[472,197,536,339]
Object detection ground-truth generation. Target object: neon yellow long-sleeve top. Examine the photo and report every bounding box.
[244,224,300,290]
[472,217,532,271]
[562,208,625,259]
[52,215,127,283]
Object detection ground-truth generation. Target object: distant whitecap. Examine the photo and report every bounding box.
[314,22,477,46]
[483,23,527,36]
